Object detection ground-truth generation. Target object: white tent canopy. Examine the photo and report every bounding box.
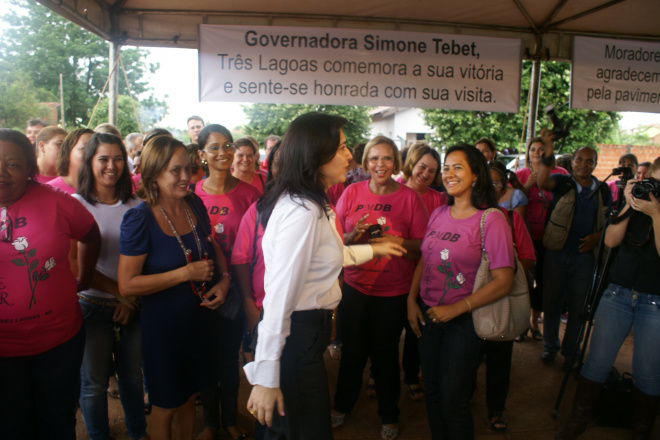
[36,0,660,59]
[34,0,660,129]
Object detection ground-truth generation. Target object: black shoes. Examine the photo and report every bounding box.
[541,350,557,364]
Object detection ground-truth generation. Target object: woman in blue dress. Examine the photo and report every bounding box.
[118,135,230,439]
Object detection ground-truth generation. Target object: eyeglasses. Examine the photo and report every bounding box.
[367,156,394,164]
[204,142,236,154]
[0,207,11,243]
[492,182,504,189]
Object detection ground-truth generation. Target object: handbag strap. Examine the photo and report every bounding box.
[478,208,502,254]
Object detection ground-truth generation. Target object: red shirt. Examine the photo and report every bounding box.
[336,181,428,296]
[0,183,95,356]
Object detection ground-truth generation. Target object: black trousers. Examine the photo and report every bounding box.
[266,309,333,440]
[482,340,514,415]
[333,283,407,425]
[200,313,244,429]
[530,239,545,312]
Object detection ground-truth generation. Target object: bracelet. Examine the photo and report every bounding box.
[541,154,555,166]
[464,298,472,313]
[221,272,231,280]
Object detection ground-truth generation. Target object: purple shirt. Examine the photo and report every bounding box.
[419,206,514,307]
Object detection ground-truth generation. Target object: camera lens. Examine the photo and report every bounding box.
[631,183,648,199]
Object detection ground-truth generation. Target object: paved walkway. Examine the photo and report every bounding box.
[77,322,656,439]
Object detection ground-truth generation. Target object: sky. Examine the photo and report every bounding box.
[144,47,250,131]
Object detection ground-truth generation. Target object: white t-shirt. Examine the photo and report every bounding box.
[73,194,141,299]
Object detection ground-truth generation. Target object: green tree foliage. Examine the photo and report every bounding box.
[242,104,372,147]
[614,129,654,146]
[0,0,167,129]
[422,61,620,154]
[89,95,168,136]
[0,68,56,129]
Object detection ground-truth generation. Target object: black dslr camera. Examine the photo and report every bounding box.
[544,104,570,140]
[612,166,634,189]
[632,178,660,200]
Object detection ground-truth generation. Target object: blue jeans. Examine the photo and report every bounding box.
[543,250,595,357]
[79,297,146,440]
[581,284,660,396]
[0,326,85,440]
[418,302,483,440]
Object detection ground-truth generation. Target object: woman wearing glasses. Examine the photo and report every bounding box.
[0,129,101,440]
[332,136,428,440]
[516,137,568,341]
[118,135,230,439]
[195,125,260,440]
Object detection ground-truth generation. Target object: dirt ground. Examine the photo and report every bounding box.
[76,321,657,439]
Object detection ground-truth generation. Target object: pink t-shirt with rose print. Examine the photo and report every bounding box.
[336,180,428,297]
[0,183,95,357]
[419,205,514,308]
[194,179,260,264]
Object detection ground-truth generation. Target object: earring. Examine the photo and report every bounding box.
[201,159,207,165]
[471,181,476,188]
[152,182,159,199]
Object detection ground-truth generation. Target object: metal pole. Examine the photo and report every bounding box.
[59,73,65,129]
[108,41,120,126]
[526,59,542,143]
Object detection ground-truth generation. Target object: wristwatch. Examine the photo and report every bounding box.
[541,154,555,166]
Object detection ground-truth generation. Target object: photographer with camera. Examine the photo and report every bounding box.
[537,130,612,371]
[556,157,660,440]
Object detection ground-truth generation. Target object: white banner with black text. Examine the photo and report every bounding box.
[198,25,522,113]
[571,36,660,113]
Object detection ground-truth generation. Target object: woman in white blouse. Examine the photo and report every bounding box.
[244,112,405,439]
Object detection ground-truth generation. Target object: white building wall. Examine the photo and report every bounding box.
[369,108,433,149]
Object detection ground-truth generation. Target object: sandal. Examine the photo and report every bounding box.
[381,424,399,440]
[531,328,543,340]
[327,342,342,360]
[406,384,424,401]
[514,327,529,342]
[490,414,508,432]
[330,412,346,428]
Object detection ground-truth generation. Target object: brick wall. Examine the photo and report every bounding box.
[592,144,660,180]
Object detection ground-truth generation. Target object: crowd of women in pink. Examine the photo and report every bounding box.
[2,114,657,440]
